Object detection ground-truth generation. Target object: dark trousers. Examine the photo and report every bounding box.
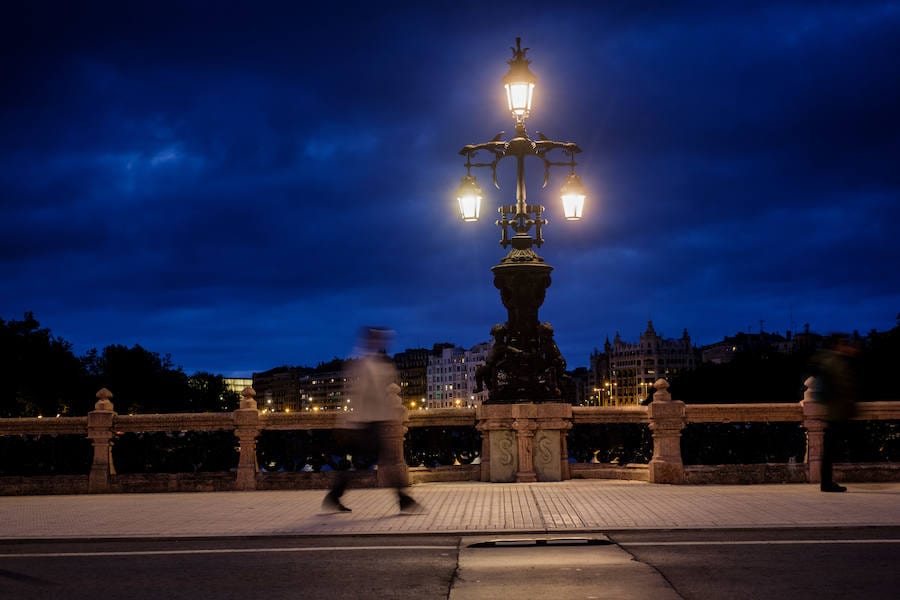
[821,421,847,486]
[328,422,406,500]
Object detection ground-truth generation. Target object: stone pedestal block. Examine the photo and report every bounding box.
[233,406,259,491]
[87,388,116,494]
[801,376,827,484]
[376,421,410,488]
[477,403,572,483]
[647,380,686,484]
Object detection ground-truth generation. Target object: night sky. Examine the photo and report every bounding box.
[3,2,899,376]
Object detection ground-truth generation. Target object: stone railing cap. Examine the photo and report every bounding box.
[651,379,671,402]
[94,388,114,411]
[240,386,258,410]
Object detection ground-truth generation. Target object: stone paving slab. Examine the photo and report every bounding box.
[1,480,899,540]
[452,534,682,600]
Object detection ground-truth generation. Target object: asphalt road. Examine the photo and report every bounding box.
[610,527,900,600]
[1,528,898,599]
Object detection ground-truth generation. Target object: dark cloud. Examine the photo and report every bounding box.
[2,1,899,374]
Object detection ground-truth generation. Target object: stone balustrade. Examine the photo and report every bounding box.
[1,379,898,494]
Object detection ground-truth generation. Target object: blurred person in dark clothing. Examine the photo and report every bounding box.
[810,336,862,492]
[322,327,420,513]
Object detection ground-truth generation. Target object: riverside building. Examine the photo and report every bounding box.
[589,321,698,406]
[426,341,492,408]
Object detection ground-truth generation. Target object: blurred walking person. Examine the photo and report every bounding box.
[322,327,421,513]
[810,335,862,493]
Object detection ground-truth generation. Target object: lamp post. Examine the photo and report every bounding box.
[459,39,587,404]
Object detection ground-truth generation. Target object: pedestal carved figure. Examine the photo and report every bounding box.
[474,247,568,403]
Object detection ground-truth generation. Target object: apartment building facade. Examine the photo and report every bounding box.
[589,321,698,406]
[426,341,492,408]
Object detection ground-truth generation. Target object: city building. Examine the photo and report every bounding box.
[393,347,431,410]
[589,321,698,406]
[426,341,492,408]
[254,362,363,414]
[701,330,790,363]
[565,366,589,406]
[223,377,253,395]
[252,366,305,413]
[298,361,351,412]
[698,322,834,364]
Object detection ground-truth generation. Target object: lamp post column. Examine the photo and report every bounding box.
[458,39,589,482]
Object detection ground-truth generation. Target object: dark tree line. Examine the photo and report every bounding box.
[669,317,900,404]
[0,312,239,417]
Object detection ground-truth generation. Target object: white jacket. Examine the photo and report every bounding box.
[343,355,403,428]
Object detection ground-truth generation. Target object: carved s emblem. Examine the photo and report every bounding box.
[498,432,514,466]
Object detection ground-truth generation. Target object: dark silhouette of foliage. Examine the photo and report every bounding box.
[669,350,814,404]
[187,372,240,412]
[670,321,900,404]
[859,323,900,400]
[83,344,190,414]
[315,358,345,373]
[1,312,239,416]
[0,313,85,417]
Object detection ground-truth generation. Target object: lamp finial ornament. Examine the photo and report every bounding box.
[510,37,530,64]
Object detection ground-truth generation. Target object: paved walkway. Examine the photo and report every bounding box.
[2,480,899,540]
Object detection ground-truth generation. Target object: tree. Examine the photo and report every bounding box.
[82,344,190,414]
[1,312,258,416]
[315,358,345,373]
[669,349,814,404]
[858,320,900,401]
[187,372,240,412]
[0,313,84,417]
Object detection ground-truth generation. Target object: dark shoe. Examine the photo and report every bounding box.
[322,495,352,512]
[399,493,423,513]
[821,482,847,493]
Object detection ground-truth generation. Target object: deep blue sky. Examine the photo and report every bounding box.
[3,1,899,376]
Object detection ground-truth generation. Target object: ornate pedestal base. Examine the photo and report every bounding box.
[377,421,410,488]
[476,403,572,482]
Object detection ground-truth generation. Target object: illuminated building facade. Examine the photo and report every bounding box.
[298,365,351,412]
[252,366,303,412]
[426,341,492,408]
[393,347,430,410]
[589,321,698,406]
[223,377,253,395]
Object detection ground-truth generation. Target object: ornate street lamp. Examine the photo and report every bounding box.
[458,38,587,404]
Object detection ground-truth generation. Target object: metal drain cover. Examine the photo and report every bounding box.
[468,535,611,548]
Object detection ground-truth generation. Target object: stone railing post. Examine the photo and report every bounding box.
[647,379,686,484]
[87,388,116,493]
[233,387,260,491]
[378,383,410,488]
[800,376,826,484]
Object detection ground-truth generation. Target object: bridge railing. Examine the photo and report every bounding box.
[1,379,898,494]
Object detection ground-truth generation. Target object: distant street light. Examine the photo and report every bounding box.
[458,38,588,404]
